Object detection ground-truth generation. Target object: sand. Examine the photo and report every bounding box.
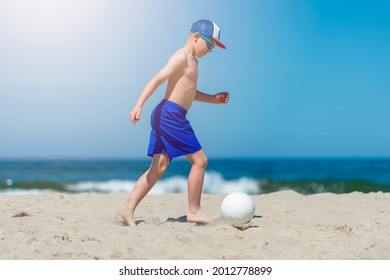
[0,190,389,260]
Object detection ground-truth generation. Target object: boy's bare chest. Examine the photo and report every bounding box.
[184,59,198,81]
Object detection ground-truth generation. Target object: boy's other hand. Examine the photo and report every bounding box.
[215,92,229,104]
[129,107,142,124]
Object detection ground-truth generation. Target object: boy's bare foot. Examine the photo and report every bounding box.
[118,206,136,227]
[187,210,219,224]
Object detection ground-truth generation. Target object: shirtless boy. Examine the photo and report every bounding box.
[119,19,229,226]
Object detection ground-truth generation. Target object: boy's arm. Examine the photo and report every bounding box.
[194,90,229,104]
[130,53,187,124]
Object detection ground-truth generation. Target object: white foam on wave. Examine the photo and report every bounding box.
[65,172,261,195]
[202,171,260,194]
[66,179,135,193]
[0,189,53,196]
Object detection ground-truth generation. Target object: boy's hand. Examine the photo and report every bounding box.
[215,92,229,104]
[129,106,142,124]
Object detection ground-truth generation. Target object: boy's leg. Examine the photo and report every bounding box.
[185,149,215,223]
[119,153,170,226]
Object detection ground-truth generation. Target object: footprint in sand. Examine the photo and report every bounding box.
[12,211,30,218]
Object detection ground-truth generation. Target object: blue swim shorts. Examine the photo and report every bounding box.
[147,99,202,161]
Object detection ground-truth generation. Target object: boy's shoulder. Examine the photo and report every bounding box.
[170,49,198,64]
[170,48,188,61]
[165,49,191,68]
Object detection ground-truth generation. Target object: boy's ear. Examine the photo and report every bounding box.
[192,32,200,43]
[193,32,200,39]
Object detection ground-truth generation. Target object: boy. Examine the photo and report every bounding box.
[119,19,229,226]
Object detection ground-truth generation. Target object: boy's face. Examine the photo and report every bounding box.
[194,33,214,58]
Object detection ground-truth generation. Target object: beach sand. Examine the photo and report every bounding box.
[0,190,389,260]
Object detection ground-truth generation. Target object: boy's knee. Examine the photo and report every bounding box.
[157,160,169,174]
[152,154,170,175]
[195,153,208,168]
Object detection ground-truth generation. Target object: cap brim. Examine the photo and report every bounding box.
[215,40,226,49]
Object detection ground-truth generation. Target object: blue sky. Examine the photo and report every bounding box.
[1,0,389,159]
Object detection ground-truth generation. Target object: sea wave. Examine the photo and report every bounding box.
[0,189,53,196]
[65,171,261,195]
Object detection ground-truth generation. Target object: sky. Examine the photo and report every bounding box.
[0,0,389,159]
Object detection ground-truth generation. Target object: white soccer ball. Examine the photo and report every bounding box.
[221,192,255,226]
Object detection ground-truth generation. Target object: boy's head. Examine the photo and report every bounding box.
[190,19,225,57]
[191,19,226,49]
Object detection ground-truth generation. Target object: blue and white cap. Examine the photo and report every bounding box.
[191,19,226,49]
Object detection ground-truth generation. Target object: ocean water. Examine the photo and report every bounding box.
[1,158,390,195]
